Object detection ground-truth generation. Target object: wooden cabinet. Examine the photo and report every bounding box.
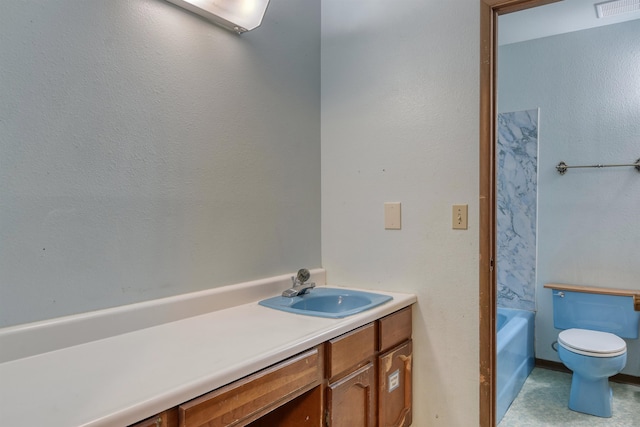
[327,361,376,427]
[178,346,323,427]
[378,340,412,427]
[326,323,376,381]
[129,306,413,427]
[325,324,377,427]
[378,307,412,353]
[129,409,178,427]
[377,308,413,427]
[325,306,413,427]
[246,386,323,427]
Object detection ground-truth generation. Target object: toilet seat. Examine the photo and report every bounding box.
[558,328,626,357]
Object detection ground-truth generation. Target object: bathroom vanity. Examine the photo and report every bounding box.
[130,307,413,427]
[0,271,416,427]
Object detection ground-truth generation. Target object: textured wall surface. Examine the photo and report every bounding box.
[0,0,321,327]
[499,19,640,376]
[321,1,480,425]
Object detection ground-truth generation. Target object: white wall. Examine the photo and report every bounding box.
[322,1,480,425]
[498,20,640,375]
[0,0,321,327]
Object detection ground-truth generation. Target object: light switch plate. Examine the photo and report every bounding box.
[384,202,401,230]
[452,204,468,230]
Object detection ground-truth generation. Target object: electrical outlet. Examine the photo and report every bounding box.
[452,204,468,230]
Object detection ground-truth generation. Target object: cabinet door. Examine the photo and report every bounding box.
[326,361,375,427]
[378,340,412,427]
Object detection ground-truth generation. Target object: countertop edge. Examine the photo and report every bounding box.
[1,284,416,427]
[107,293,416,427]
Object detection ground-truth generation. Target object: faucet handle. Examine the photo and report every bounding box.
[296,268,311,284]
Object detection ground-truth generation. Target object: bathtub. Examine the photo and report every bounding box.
[497,307,535,423]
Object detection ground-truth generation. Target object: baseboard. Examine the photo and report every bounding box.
[535,358,640,386]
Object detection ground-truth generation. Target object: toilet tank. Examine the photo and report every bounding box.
[552,290,640,339]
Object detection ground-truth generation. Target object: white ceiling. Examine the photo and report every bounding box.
[498,0,640,45]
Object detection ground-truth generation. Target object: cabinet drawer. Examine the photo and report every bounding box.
[179,346,322,427]
[378,307,412,352]
[326,323,376,380]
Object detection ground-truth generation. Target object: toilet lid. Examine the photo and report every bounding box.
[558,328,626,357]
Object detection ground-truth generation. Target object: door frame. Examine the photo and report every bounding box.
[478,1,560,426]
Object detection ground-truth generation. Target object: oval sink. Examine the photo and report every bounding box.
[259,288,392,318]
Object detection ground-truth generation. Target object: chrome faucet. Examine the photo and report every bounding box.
[282,268,316,297]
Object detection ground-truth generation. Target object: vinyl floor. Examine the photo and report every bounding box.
[498,367,640,426]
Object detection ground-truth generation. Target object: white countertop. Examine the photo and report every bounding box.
[0,281,415,427]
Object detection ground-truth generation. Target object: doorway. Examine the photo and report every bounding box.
[478,1,561,426]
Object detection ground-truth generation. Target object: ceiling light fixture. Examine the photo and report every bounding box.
[595,0,640,18]
[166,0,270,34]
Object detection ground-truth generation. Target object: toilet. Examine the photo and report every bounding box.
[548,285,640,418]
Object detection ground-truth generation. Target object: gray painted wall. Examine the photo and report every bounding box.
[0,0,321,327]
[498,19,640,375]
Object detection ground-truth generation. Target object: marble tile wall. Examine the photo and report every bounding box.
[497,109,538,311]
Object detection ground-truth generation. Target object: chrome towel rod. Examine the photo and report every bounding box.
[556,158,640,175]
